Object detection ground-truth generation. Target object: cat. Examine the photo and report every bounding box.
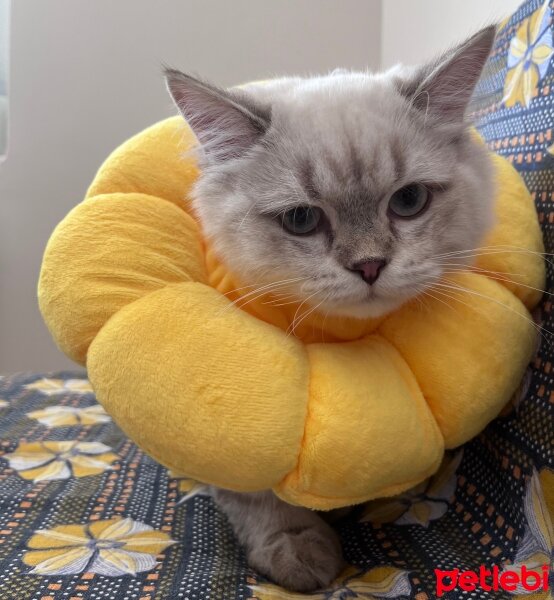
[165,25,496,593]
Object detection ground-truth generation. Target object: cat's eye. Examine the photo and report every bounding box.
[388,184,430,219]
[281,206,322,235]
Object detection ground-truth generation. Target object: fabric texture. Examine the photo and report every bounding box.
[0,357,551,600]
[38,109,543,511]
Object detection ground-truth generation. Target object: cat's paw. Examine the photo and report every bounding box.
[249,524,344,592]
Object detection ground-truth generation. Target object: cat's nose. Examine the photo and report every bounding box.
[349,258,387,285]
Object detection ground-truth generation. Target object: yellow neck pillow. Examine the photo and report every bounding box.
[38,116,544,510]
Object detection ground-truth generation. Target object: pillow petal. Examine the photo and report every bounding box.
[39,193,206,364]
[379,273,537,447]
[475,153,545,308]
[275,336,444,509]
[87,283,310,491]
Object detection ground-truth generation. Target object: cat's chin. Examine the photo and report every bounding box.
[323,296,407,320]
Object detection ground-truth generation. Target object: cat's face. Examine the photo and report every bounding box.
[166,27,496,319]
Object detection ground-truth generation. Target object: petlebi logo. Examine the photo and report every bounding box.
[435,565,550,597]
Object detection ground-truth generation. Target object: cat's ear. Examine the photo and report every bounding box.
[399,25,496,123]
[164,69,270,163]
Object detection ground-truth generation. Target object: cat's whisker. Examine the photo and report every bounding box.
[288,295,330,339]
[434,249,553,261]
[442,253,553,270]
[413,295,427,312]
[412,292,427,312]
[432,262,528,278]
[435,286,495,319]
[427,285,532,336]
[419,288,461,314]
[224,277,309,309]
[432,281,552,349]
[434,244,554,257]
[437,269,550,297]
[217,277,310,318]
[320,306,333,342]
[222,276,308,299]
[287,292,320,337]
[445,291,552,351]
[433,251,520,259]
[231,285,300,312]
[263,295,302,307]
[287,291,324,338]
[431,246,554,267]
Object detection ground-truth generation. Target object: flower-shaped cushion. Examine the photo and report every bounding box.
[38,116,545,510]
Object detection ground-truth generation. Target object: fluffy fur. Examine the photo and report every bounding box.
[166,27,495,320]
[166,26,496,592]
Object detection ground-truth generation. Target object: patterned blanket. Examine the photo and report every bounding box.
[1,0,554,598]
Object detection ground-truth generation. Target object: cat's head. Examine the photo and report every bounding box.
[166,26,496,318]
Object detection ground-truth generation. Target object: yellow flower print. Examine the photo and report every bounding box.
[250,566,411,599]
[361,451,463,527]
[0,399,8,409]
[503,0,554,108]
[25,378,93,396]
[27,404,110,427]
[4,441,118,481]
[504,469,553,597]
[23,517,176,576]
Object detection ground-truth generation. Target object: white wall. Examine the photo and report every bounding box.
[1,0,530,372]
[0,0,7,156]
[0,0,381,372]
[382,0,523,68]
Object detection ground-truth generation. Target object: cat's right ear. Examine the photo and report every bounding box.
[164,69,270,164]
[397,25,496,124]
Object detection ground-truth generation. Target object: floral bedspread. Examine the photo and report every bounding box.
[2,0,554,598]
[0,369,551,600]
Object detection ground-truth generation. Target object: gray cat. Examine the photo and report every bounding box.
[165,26,496,593]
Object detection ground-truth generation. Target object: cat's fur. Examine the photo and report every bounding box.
[166,26,496,592]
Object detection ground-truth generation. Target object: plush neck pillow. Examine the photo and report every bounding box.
[38,116,545,510]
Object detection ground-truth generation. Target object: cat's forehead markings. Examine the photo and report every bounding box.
[298,159,319,201]
[345,141,365,185]
[302,147,368,199]
[322,151,349,186]
[389,137,406,183]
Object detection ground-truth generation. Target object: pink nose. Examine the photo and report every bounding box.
[350,258,386,285]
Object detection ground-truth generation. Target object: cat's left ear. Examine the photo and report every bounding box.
[165,69,270,164]
[399,25,496,123]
